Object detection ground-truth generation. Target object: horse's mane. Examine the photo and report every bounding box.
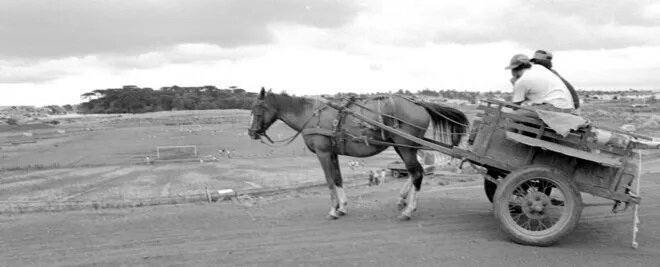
[264,92,313,114]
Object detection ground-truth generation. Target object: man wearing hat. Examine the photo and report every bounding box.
[506,53,575,114]
[530,50,580,109]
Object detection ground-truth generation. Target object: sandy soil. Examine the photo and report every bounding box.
[0,149,407,203]
[1,172,659,266]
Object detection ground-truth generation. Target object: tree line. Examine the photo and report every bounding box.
[79,85,257,114]
[78,85,644,114]
[78,86,513,114]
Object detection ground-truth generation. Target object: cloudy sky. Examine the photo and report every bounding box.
[2,0,660,106]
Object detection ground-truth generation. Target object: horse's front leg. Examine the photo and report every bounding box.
[316,151,347,219]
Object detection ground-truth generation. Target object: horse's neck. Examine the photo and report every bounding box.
[277,107,314,132]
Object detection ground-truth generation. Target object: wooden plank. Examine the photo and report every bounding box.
[577,182,639,204]
[506,132,623,167]
[503,121,543,136]
[503,121,584,147]
[499,112,544,126]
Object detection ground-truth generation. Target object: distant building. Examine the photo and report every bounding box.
[620,90,654,100]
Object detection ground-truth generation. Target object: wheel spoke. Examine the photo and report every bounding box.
[512,212,524,223]
[523,217,532,230]
[513,186,526,198]
[538,218,549,230]
[508,198,524,215]
[540,180,552,195]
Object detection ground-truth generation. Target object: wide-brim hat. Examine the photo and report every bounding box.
[505,54,530,69]
[531,50,553,61]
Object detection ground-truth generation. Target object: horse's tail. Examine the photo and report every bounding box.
[418,102,469,146]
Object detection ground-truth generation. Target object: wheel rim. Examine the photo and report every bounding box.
[503,177,571,236]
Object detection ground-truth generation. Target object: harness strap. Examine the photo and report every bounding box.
[350,99,427,131]
[377,99,386,140]
[259,102,327,147]
[390,95,399,128]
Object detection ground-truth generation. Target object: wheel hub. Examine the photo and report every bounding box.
[521,191,551,220]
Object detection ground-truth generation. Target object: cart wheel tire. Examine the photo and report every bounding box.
[391,170,401,178]
[484,179,497,203]
[493,166,582,246]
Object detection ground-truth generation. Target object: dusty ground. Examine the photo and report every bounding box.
[1,173,659,266]
[2,105,660,266]
[0,110,406,202]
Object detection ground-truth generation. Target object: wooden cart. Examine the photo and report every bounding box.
[324,98,645,246]
[454,99,642,246]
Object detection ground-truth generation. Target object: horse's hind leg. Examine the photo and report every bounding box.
[397,179,412,211]
[395,148,424,221]
[316,150,347,219]
[393,148,412,211]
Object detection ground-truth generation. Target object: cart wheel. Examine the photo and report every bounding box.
[391,170,401,178]
[493,166,582,246]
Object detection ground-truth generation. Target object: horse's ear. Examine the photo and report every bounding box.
[259,87,265,99]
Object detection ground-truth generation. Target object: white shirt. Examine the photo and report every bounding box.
[512,65,574,109]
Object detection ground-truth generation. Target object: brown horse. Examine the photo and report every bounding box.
[248,88,468,220]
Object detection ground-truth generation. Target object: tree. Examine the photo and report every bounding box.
[78,85,258,114]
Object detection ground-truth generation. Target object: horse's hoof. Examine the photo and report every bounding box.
[326,214,339,220]
[337,210,347,216]
[398,214,411,221]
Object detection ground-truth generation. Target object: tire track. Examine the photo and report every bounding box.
[58,167,144,201]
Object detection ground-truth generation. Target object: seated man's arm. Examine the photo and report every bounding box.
[511,80,529,108]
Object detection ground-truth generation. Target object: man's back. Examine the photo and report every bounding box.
[512,65,574,110]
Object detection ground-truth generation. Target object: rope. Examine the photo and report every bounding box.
[632,151,642,249]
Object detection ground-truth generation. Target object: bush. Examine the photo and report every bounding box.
[6,118,17,125]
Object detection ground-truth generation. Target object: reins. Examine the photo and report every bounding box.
[257,104,327,147]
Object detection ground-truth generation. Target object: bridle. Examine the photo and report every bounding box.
[248,99,272,139]
[248,98,324,146]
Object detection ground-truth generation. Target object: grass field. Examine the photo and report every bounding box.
[2,101,659,207]
[0,109,410,204]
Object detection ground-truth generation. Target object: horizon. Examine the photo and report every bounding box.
[3,1,660,106]
[1,86,658,108]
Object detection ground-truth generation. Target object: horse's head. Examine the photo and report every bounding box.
[248,87,278,140]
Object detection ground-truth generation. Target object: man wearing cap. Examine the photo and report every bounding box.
[506,54,575,115]
[530,50,580,110]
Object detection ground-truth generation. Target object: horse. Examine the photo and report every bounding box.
[248,88,468,220]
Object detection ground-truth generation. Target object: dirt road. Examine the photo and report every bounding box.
[1,174,659,266]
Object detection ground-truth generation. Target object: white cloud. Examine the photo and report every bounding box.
[2,0,660,106]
